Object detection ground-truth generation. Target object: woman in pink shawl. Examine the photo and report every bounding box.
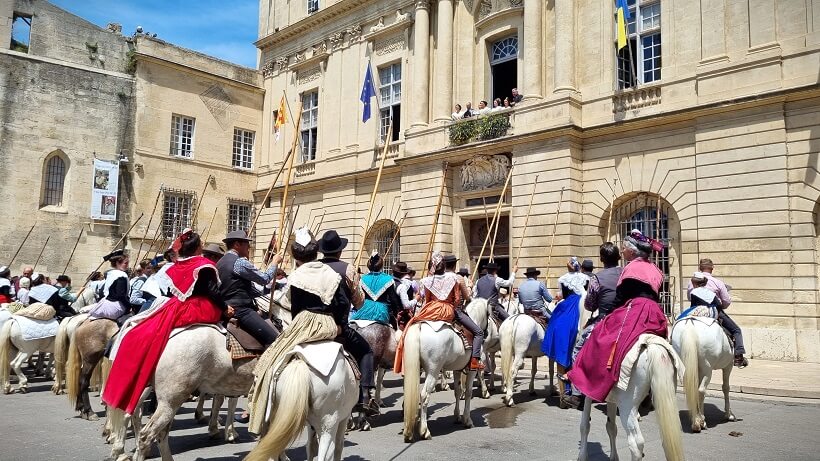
[568,230,668,403]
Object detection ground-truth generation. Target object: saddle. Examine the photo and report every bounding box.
[225,318,279,360]
[524,309,549,331]
[451,320,472,351]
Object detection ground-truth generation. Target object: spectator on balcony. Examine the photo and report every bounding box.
[451,103,464,121]
[462,102,475,118]
[477,100,490,115]
[503,97,511,108]
[510,88,523,106]
[491,98,504,112]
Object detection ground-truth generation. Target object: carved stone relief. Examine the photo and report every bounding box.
[348,25,363,42]
[297,66,322,85]
[509,0,523,7]
[460,155,510,191]
[479,0,492,18]
[375,35,406,56]
[329,31,345,50]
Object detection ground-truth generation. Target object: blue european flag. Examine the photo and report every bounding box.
[360,62,377,122]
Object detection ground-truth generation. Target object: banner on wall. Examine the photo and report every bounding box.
[90,159,119,221]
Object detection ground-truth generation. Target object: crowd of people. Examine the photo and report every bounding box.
[451,88,524,120]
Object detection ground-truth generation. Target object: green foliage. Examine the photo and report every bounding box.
[448,119,478,146]
[125,50,137,75]
[448,113,510,146]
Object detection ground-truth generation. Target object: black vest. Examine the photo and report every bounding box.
[320,257,353,320]
[595,266,623,316]
[475,274,499,307]
[216,251,257,309]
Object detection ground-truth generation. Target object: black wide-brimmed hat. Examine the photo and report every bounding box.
[318,230,348,254]
[223,230,252,244]
[457,267,470,277]
[483,262,499,271]
[103,248,126,262]
[524,267,540,276]
[202,243,225,257]
[443,254,458,264]
[392,261,410,275]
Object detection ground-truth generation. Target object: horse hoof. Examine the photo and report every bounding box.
[209,431,220,440]
[727,414,736,422]
[462,419,474,428]
[18,387,27,394]
[691,425,701,433]
[481,391,490,399]
[506,400,516,408]
[403,433,414,443]
[360,421,371,432]
[422,431,432,440]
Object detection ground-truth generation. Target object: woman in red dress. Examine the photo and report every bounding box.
[103,229,229,414]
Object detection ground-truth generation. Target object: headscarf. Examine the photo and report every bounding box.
[171,228,194,254]
[429,251,444,272]
[624,229,664,255]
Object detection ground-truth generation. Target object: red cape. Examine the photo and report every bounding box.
[567,297,667,402]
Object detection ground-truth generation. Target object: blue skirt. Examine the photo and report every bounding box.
[541,293,581,368]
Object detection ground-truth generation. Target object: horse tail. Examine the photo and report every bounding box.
[680,321,701,430]
[0,319,13,388]
[647,344,685,461]
[500,318,515,390]
[245,359,310,461]
[402,323,422,441]
[99,357,112,394]
[66,327,83,407]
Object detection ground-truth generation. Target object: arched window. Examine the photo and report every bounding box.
[490,36,518,65]
[366,220,400,274]
[489,36,518,103]
[609,193,678,316]
[42,153,67,207]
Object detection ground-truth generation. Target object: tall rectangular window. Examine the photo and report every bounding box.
[615,0,661,89]
[232,128,255,169]
[227,202,252,234]
[10,13,31,53]
[300,91,319,163]
[307,0,319,14]
[170,115,195,158]
[162,192,193,238]
[378,63,402,142]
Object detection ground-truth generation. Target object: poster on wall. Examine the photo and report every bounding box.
[90,158,119,221]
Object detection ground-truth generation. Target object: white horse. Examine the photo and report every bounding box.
[671,316,735,432]
[578,342,684,461]
[0,317,56,393]
[464,298,498,399]
[401,318,478,442]
[499,312,548,407]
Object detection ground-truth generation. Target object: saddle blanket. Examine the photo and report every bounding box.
[12,315,59,340]
[350,319,377,329]
[0,308,11,326]
[418,320,452,332]
[169,323,226,340]
[615,334,684,395]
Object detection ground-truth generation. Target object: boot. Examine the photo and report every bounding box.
[469,357,485,371]
[734,354,748,368]
[354,388,380,417]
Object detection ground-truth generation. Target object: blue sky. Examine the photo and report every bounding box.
[50,0,259,68]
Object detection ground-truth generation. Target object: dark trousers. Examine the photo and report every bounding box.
[234,307,279,347]
[337,326,374,398]
[454,309,484,358]
[718,310,745,355]
[492,302,510,321]
[138,294,157,313]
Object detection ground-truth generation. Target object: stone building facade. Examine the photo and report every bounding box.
[253,0,820,362]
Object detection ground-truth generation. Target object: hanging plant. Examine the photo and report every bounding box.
[477,113,511,141]
[448,119,478,146]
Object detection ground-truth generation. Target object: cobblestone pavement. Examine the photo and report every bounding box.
[1,367,818,461]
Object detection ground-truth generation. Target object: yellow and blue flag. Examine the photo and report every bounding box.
[615,0,631,50]
[360,61,377,122]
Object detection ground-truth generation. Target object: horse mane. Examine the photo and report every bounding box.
[465,298,489,328]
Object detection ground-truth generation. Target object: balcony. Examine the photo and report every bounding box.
[447,110,512,146]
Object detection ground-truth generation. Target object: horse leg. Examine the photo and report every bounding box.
[452,370,463,422]
[375,367,385,406]
[208,394,224,439]
[504,352,524,407]
[11,351,29,393]
[696,369,710,431]
[529,357,537,396]
[79,357,102,420]
[194,393,208,423]
[618,398,645,461]
[33,351,44,376]
[477,360,490,399]
[419,372,437,440]
[722,366,736,422]
[315,427,336,461]
[487,353,496,392]
[461,370,475,428]
[46,351,55,379]
[135,400,177,461]
[305,424,317,460]
[157,421,173,461]
[606,401,619,461]
[334,417,347,461]
[577,397,593,461]
[224,397,239,443]
[548,359,557,396]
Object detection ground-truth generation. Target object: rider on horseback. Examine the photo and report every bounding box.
[445,254,485,371]
[86,249,132,324]
[392,261,417,329]
[474,261,517,322]
[351,252,401,326]
[517,267,553,323]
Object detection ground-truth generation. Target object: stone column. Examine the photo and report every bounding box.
[700,0,727,62]
[522,0,543,100]
[748,0,776,49]
[411,0,431,128]
[553,0,576,94]
[433,0,454,122]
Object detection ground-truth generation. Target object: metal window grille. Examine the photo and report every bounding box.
[615,0,661,89]
[300,91,319,162]
[232,128,255,169]
[369,221,400,275]
[42,155,66,206]
[307,0,319,14]
[227,202,251,234]
[611,197,675,316]
[379,63,402,142]
[490,36,518,65]
[162,192,193,238]
[170,115,195,158]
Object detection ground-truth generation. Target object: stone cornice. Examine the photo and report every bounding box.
[134,52,265,93]
[255,0,371,50]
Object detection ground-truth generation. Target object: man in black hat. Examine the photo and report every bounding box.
[474,261,517,321]
[517,267,552,323]
[317,230,379,415]
[392,261,417,328]
[444,254,486,370]
[216,230,281,347]
[202,243,225,264]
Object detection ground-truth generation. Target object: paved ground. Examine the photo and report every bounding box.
[1,366,819,461]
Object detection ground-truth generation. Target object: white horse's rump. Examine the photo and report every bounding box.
[0,318,55,394]
[578,340,684,461]
[52,314,89,395]
[671,316,735,432]
[402,321,476,442]
[499,313,546,406]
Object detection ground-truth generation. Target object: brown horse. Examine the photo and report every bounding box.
[349,321,398,431]
[66,318,119,420]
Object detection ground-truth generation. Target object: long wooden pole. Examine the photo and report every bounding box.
[422,163,448,275]
[8,224,35,267]
[32,236,50,271]
[144,219,165,259]
[312,209,326,235]
[513,174,539,268]
[606,179,618,241]
[76,213,144,297]
[276,120,302,252]
[193,175,212,229]
[268,195,295,262]
[202,207,218,243]
[384,211,407,258]
[135,184,164,264]
[62,226,86,275]
[471,163,515,284]
[545,187,567,272]
[353,118,393,270]
[481,196,492,237]
[655,193,662,241]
